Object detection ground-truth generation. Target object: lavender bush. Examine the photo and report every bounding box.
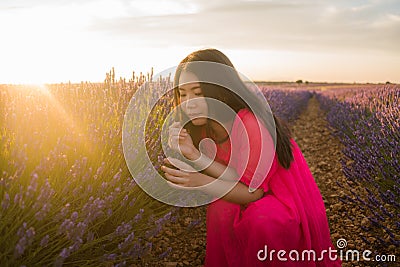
[259,85,313,122]
[316,85,399,253]
[0,71,179,266]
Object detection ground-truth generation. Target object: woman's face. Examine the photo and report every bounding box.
[178,71,208,126]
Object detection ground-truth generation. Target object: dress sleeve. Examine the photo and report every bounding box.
[230,110,276,192]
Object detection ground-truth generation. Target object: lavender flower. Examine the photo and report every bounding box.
[1,192,10,210]
[40,235,49,247]
[159,247,172,259]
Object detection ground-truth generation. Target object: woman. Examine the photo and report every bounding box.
[161,48,341,266]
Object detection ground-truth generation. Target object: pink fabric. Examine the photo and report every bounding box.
[202,109,341,266]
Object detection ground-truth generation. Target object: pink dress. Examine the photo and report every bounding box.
[202,109,341,267]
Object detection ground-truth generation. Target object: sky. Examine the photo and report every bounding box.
[0,0,399,84]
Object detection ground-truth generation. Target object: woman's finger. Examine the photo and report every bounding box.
[162,165,189,177]
[169,130,183,142]
[163,158,179,169]
[163,157,171,165]
[164,172,188,184]
[163,157,180,169]
[169,123,187,134]
[168,136,180,148]
[169,130,179,139]
[179,132,188,137]
[166,157,196,172]
[169,126,180,132]
[170,136,180,143]
[169,128,187,138]
[166,181,196,191]
[169,124,181,136]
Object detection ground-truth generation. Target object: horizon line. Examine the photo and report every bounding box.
[0,80,397,86]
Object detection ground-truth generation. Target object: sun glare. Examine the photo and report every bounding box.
[34,84,52,96]
[11,83,95,156]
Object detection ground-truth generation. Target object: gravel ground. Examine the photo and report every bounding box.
[292,97,396,267]
[142,96,396,267]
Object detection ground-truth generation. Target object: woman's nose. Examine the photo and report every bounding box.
[184,97,196,109]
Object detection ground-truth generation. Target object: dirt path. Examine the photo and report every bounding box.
[292,96,377,267]
[150,96,375,267]
[291,96,351,236]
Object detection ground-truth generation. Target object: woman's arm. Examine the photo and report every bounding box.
[201,174,265,205]
[162,164,264,205]
[185,149,239,181]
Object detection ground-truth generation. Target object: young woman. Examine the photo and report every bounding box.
[161,48,341,266]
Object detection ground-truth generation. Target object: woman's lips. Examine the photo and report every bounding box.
[188,113,203,118]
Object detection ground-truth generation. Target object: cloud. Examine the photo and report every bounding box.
[2,0,399,53]
[88,0,400,53]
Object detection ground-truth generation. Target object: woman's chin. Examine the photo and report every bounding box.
[191,118,207,126]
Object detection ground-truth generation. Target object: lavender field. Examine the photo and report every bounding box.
[0,74,398,266]
[316,85,399,253]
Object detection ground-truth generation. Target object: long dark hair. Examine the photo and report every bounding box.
[173,48,293,169]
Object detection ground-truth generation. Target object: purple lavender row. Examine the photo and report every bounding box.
[0,75,181,266]
[316,85,399,253]
[259,86,313,122]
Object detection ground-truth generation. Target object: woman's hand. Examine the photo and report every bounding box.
[162,158,263,204]
[162,157,212,189]
[168,122,200,160]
